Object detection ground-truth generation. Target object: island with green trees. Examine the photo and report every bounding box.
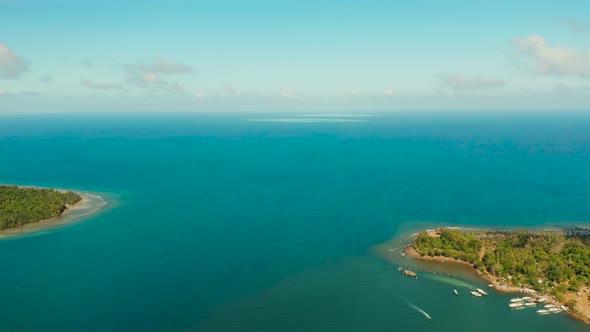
[0,185,83,230]
[407,227,590,324]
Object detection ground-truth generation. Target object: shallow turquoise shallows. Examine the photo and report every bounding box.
[1,112,589,332]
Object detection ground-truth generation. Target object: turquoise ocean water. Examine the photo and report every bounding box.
[0,112,589,331]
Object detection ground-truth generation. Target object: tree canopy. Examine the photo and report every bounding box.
[413,228,590,297]
[0,185,81,230]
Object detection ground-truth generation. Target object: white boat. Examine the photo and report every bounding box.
[510,298,524,302]
[521,296,533,300]
[471,291,482,297]
[453,289,458,296]
[524,302,536,307]
[548,308,561,313]
[509,303,524,308]
[537,298,547,303]
[514,306,526,310]
[544,304,556,309]
[537,309,550,315]
[476,288,488,296]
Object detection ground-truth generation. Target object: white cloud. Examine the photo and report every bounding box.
[40,75,53,83]
[0,91,40,98]
[0,43,29,79]
[223,84,238,96]
[125,57,193,92]
[513,35,590,77]
[80,79,123,90]
[81,59,93,68]
[341,90,360,97]
[384,89,397,97]
[564,19,590,35]
[279,89,303,99]
[130,57,193,75]
[127,72,167,85]
[439,74,506,90]
[553,83,590,94]
[193,91,207,99]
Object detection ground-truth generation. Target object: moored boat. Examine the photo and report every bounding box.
[476,288,488,296]
[470,291,482,297]
[524,302,536,307]
[403,269,417,278]
[510,298,524,302]
[509,303,524,308]
[537,309,550,315]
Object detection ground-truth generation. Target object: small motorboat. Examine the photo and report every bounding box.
[476,288,488,296]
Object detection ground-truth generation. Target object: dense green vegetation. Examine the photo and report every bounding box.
[413,228,590,300]
[0,185,81,230]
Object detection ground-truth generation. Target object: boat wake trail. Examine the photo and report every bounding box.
[419,273,476,289]
[404,299,432,320]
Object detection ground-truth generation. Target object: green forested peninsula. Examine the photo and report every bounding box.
[413,228,590,303]
[0,185,82,230]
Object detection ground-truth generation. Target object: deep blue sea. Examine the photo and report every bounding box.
[1,112,589,331]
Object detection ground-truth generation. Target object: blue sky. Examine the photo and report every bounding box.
[1,0,590,112]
